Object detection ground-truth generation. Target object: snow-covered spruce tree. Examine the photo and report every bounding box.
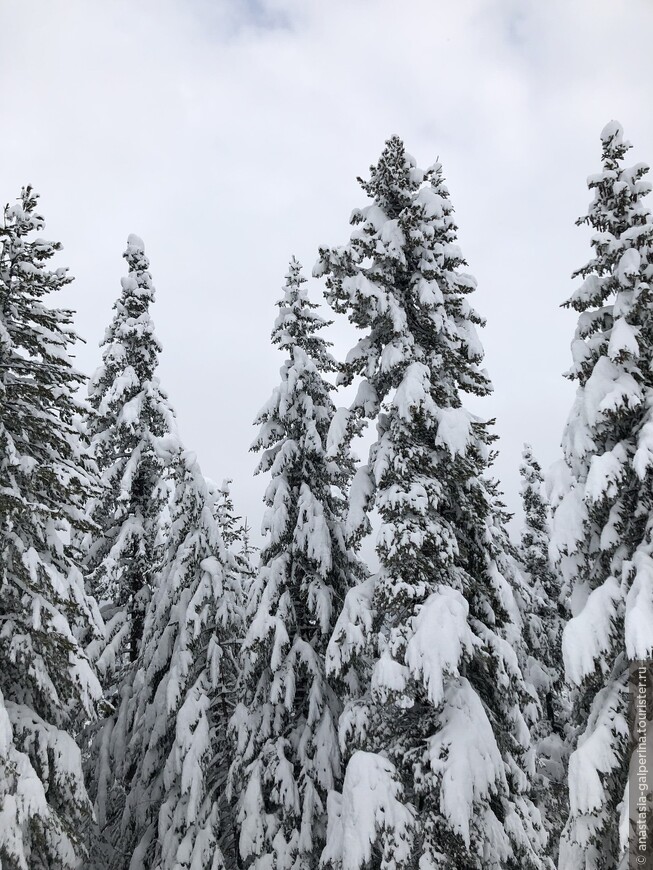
[236,518,258,601]
[0,187,103,869]
[84,234,177,688]
[518,444,567,862]
[315,137,548,870]
[231,257,364,870]
[212,478,256,596]
[82,235,179,866]
[551,121,653,870]
[109,447,244,870]
[213,479,243,548]
[520,445,557,602]
[239,518,256,566]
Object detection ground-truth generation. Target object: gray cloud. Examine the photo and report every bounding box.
[2,0,653,541]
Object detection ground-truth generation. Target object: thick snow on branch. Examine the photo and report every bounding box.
[563,577,622,686]
[321,751,414,870]
[404,587,476,707]
[626,550,653,659]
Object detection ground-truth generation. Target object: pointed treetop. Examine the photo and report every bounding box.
[357,134,423,215]
[281,255,308,304]
[271,256,335,368]
[590,118,633,171]
[519,442,556,588]
[596,119,631,172]
[564,122,652,330]
[126,233,145,252]
[600,119,628,150]
[520,442,542,488]
[5,185,43,233]
[315,134,491,408]
[89,233,168,418]
[119,234,156,303]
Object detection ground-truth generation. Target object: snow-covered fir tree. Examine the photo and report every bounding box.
[231,257,364,870]
[101,447,244,870]
[520,445,556,595]
[0,187,103,869]
[212,478,256,596]
[237,518,258,593]
[213,479,243,548]
[518,444,567,862]
[83,236,180,865]
[85,234,177,687]
[315,137,548,870]
[550,121,653,870]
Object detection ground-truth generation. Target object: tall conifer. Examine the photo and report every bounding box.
[85,234,177,685]
[232,258,363,870]
[0,187,102,869]
[551,122,653,870]
[84,236,179,866]
[316,139,547,870]
[518,444,567,862]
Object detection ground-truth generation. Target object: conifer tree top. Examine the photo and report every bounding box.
[272,254,334,366]
[357,133,422,213]
[88,234,175,439]
[315,134,492,410]
[564,119,652,348]
[0,186,91,522]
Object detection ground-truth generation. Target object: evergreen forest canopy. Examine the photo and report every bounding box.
[0,120,651,870]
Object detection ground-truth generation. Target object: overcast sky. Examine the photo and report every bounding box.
[3,0,653,543]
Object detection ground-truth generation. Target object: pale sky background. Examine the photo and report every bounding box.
[2,0,653,547]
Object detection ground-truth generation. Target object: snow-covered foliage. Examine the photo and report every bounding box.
[520,445,558,603]
[315,138,548,869]
[551,121,653,870]
[5,125,651,869]
[85,235,178,684]
[82,237,183,865]
[320,751,414,870]
[93,448,244,870]
[231,258,364,870]
[213,479,244,548]
[0,187,103,868]
[211,477,256,598]
[518,444,568,861]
